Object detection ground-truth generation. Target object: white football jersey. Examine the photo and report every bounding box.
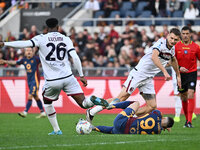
[31,32,74,80]
[134,37,175,77]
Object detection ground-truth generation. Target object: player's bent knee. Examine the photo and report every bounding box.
[71,94,85,108]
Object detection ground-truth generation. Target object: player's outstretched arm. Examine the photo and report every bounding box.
[0,59,16,65]
[94,126,114,134]
[0,40,33,48]
[152,49,170,81]
[69,50,87,86]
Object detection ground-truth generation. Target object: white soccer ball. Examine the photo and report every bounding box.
[76,119,92,135]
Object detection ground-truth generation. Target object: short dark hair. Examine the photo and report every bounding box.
[181,26,192,33]
[166,117,174,128]
[46,18,58,28]
[169,28,181,37]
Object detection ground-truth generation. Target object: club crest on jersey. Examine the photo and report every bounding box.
[190,82,195,87]
[184,50,188,54]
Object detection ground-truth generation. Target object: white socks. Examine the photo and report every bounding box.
[174,96,182,117]
[44,104,60,132]
[82,97,94,108]
[90,106,104,116]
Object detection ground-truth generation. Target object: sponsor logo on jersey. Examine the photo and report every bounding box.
[159,52,172,60]
[182,47,190,49]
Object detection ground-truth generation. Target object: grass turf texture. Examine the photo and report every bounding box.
[0,114,199,150]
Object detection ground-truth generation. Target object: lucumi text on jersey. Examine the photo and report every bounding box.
[48,37,63,41]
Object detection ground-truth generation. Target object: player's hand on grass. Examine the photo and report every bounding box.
[0,42,4,48]
[163,128,171,132]
[180,67,188,73]
[80,76,88,87]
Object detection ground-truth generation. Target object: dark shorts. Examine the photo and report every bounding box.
[178,71,197,93]
[28,82,39,96]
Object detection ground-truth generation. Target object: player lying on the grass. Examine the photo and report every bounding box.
[0,48,46,119]
[92,101,174,134]
[86,28,181,123]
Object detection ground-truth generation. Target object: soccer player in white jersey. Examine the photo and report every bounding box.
[86,28,182,123]
[0,18,108,135]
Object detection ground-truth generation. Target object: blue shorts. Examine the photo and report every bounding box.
[112,108,135,134]
[28,82,39,96]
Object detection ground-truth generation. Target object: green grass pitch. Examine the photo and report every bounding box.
[0,113,199,150]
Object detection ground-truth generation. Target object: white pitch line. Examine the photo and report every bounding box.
[0,138,195,150]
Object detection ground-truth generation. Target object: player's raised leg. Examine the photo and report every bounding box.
[71,94,109,109]
[86,97,121,123]
[66,76,109,109]
[86,87,130,122]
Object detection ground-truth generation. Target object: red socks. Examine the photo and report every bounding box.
[182,99,195,123]
[188,99,195,123]
[182,101,188,121]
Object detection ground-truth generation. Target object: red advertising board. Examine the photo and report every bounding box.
[0,77,200,114]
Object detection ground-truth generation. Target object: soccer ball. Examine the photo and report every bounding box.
[76,119,92,135]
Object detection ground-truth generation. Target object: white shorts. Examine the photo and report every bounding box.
[123,70,155,95]
[42,75,83,101]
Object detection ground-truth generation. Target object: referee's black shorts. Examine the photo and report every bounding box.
[178,71,197,93]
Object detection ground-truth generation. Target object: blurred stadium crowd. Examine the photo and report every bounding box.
[0,0,200,77]
[0,0,81,18]
[84,0,200,26]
